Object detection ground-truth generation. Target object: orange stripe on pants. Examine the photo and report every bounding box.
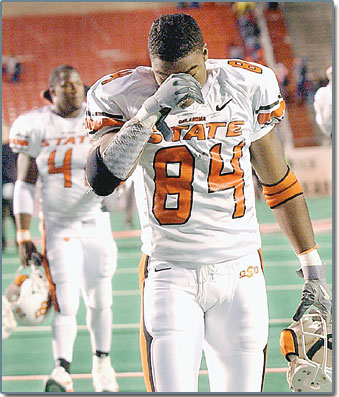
[138,254,155,392]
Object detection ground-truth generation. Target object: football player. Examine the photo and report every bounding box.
[9,65,119,393]
[313,65,332,137]
[85,14,332,392]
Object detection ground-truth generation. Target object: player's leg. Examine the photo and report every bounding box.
[140,257,204,392]
[44,235,84,392]
[82,213,118,392]
[204,251,269,392]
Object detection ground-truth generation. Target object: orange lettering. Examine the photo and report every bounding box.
[228,60,262,74]
[208,141,245,218]
[183,124,205,140]
[207,122,226,139]
[64,137,75,145]
[172,126,188,142]
[48,149,72,188]
[226,121,244,137]
[149,132,163,144]
[101,69,133,85]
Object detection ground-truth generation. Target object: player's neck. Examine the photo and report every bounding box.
[51,106,82,119]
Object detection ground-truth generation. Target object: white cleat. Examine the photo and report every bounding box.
[44,366,74,392]
[92,355,119,392]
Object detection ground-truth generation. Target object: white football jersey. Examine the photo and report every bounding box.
[10,104,103,221]
[313,83,332,137]
[86,59,285,263]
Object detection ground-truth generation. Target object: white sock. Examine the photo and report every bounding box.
[52,312,77,363]
[86,307,112,353]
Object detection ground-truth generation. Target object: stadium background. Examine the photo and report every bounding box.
[2,1,332,394]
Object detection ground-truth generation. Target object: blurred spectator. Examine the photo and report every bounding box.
[268,2,279,10]
[274,62,290,99]
[313,66,332,138]
[228,42,244,59]
[2,122,18,251]
[293,57,308,103]
[234,5,265,64]
[177,2,200,9]
[2,55,22,83]
[233,2,256,18]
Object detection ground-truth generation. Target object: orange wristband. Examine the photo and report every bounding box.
[262,167,303,209]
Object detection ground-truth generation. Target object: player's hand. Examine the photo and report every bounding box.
[293,277,332,323]
[144,73,204,116]
[18,241,42,267]
[138,73,204,141]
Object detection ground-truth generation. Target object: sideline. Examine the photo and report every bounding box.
[3,367,287,382]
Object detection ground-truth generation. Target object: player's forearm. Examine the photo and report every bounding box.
[14,213,32,245]
[271,194,316,254]
[99,117,151,179]
[13,179,36,242]
[14,213,32,232]
[86,118,152,196]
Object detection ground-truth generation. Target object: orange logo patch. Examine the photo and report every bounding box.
[239,265,259,278]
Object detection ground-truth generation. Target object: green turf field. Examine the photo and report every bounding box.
[2,197,332,393]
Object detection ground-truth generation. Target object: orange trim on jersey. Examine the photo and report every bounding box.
[262,168,303,208]
[85,117,124,131]
[41,220,59,312]
[299,244,319,255]
[257,100,285,125]
[280,329,298,360]
[139,254,155,392]
[9,138,29,146]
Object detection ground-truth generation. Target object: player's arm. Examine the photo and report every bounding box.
[86,73,204,196]
[250,128,331,322]
[13,152,40,266]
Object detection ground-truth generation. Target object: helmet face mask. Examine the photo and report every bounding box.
[280,311,332,393]
[5,263,51,328]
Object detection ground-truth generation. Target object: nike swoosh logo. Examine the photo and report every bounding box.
[319,285,330,300]
[154,267,171,273]
[216,98,233,111]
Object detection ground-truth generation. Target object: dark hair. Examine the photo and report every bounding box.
[148,13,204,62]
[49,64,79,87]
[42,65,81,103]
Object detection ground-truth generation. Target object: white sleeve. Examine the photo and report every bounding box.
[313,86,332,136]
[251,66,285,142]
[85,75,126,141]
[9,114,42,157]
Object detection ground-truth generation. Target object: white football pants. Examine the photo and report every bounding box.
[139,250,268,392]
[42,212,117,363]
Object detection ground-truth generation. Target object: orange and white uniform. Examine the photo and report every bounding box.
[86,59,285,392]
[10,104,117,364]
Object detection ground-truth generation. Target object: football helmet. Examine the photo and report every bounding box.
[280,310,332,392]
[5,254,51,327]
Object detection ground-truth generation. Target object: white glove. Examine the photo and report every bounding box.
[136,73,204,141]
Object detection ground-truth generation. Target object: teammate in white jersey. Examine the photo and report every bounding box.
[85,14,332,392]
[9,65,119,393]
[313,65,332,137]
